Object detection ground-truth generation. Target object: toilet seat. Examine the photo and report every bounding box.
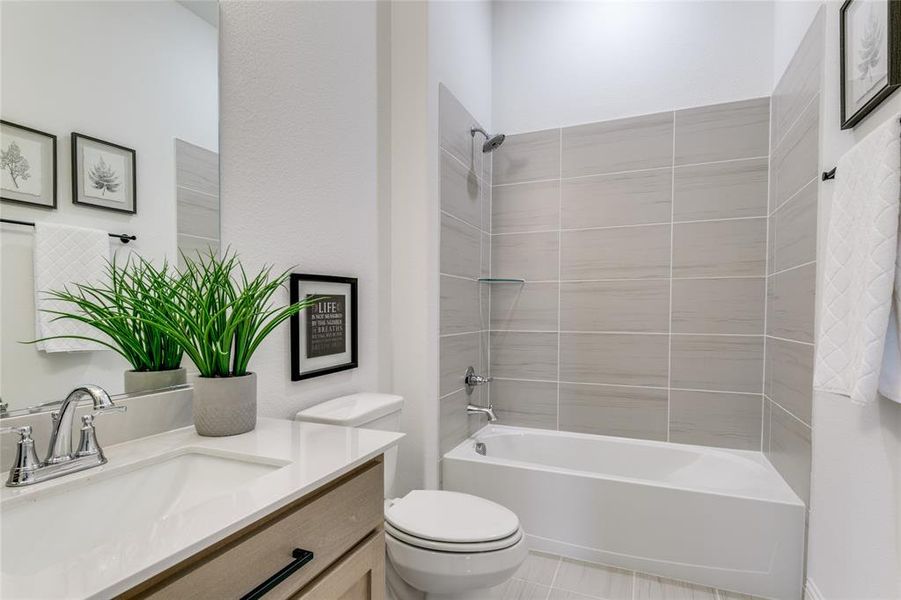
[385,490,521,548]
[385,520,524,553]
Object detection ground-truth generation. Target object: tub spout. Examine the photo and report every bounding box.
[466,403,497,422]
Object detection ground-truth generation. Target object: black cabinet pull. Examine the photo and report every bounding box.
[240,548,315,600]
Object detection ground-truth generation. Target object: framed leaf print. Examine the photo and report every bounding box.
[71,132,136,214]
[0,120,57,209]
[840,0,901,129]
[289,274,358,381]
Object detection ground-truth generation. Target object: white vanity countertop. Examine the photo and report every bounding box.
[0,417,403,599]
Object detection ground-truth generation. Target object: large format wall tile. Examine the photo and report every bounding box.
[490,282,559,331]
[561,225,670,280]
[671,278,765,335]
[559,383,668,440]
[767,403,812,503]
[772,179,817,273]
[673,158,768,221]
[490,331,558,380]
[669,390,762,450]
[492,231,559,280]
[493,129,560,184]
[560,280,669,333]
[439,389,471,454]
[561,112,673,177]
[767,262,816,344]
[770,100,819,212]
[439,84,481,175]
[440,213,481,278]
[670,335,764,393]
[765,337,813,425]
[672,218,766,278]
[490,379,557,429]
[559,333,668,387]
[441,149,483,228]
[439,332,480,398]
[492,180,560,234]
[674,97,769,165]
[771,9,824,147]
[562,168,672,228]
[440,275,481,335]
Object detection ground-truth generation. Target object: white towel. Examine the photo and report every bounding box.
[814,114,901,405]
[34,222,111,352]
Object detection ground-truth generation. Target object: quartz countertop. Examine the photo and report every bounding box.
[0,417,403,599]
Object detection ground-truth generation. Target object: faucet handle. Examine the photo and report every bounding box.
[1,425,41,486]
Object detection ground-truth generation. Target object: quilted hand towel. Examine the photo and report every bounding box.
[34,222,111,352]
[814,114,901,405]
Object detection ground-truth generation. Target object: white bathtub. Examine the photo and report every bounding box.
[442,425,805,600]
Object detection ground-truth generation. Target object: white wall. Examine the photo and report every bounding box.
[491,0,774,134]
[805,2,901,598]
[0,1,217,406]
[219,0,389,419]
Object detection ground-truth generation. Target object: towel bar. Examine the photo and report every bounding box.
[0,218,136,243]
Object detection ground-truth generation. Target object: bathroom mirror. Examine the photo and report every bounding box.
[0,1,219,415]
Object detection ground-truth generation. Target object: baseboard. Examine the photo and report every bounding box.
[805,578,825,600]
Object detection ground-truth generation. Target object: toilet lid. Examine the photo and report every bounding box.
[385,490,520,543]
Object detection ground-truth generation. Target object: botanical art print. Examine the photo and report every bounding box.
[0,120,57,209]
[71,132,136,213]
[841,0,901,128]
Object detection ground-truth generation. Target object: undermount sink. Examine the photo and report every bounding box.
[1,449,286,576]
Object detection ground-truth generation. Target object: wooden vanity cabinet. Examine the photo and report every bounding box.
[120,458,385,600]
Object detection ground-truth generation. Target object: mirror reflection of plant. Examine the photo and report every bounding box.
[151,249,318,378]
[28,256,184,372]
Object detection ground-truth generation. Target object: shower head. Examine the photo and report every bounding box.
[471,127,506,153]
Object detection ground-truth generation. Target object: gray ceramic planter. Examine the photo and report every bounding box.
[124,367,187,394]
[192,372,257,437]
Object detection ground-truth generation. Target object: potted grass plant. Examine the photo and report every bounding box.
[31,256,187,393]
[151,250,318,436]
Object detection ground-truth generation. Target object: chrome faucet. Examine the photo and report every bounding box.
[0,385,125,487]
[466,403,498,422]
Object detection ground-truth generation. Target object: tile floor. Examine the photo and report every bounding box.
[486,551,764,600]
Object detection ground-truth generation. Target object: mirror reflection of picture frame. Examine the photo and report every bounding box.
[840,0,901,129]
[0,120,57,209]
[71,132,136,214]
[289,274,358,381]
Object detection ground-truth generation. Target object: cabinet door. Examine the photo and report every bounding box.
[292,530,385,600]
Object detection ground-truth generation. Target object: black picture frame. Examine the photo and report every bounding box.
[840,0,901,129]
[71,132,137,214]
[290,274,358,381]
[0,120,57,209]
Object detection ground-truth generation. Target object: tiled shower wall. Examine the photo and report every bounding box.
[438,85,492,455]
[763,10,823,505]
[488,98,771,450]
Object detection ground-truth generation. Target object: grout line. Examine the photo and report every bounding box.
[486,275,765,284]
[439,330,483,338]
[769,176,818,218]
[667,110,676,442]
[632,571,638,600]
[492,329,765,337]
[556,127,563,431]
[492,154,769,188]
[766,393,812,428]
[765,334,814,346]
[770,90,820,155]
[440,144,490,190]
[548,555,563,590]
[439,388,465,400]
[490,214,765,238]
[492,376,765,397]
[440,209,482,235]
[768,259,816,278]
[439,272,479,282]
[761,94,774,453]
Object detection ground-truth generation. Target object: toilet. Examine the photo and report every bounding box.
[295,393,527,600]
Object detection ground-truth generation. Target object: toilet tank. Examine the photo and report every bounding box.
[295,393,403,497]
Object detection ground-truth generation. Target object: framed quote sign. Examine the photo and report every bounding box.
[289,274,358,381]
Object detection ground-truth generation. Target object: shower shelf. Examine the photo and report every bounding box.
[477,278,525,284]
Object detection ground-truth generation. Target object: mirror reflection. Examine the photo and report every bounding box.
[0,1,219,414]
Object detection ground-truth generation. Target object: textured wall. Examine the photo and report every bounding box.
[487,97,771,450]
[437,85,492,456]
[763,9,823,507]
[219,1,386,418]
